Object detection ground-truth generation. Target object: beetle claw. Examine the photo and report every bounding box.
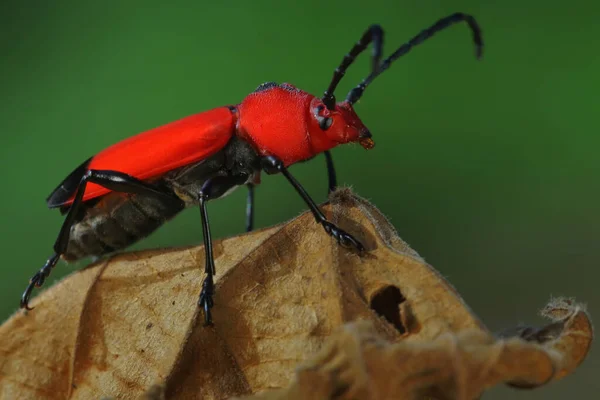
[198,296,214,326]
[322,221,365,254]
[338,231,365,254]
[340,232,365,253]
[21,254,60,311]
[198,275,215,326]
[21,278,39,311]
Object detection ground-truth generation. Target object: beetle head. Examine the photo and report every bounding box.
[308,97,374,151]
[318,14,483,150]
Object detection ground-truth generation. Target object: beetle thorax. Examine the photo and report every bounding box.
[236,83,372,166]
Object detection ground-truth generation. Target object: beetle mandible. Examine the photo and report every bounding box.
[21,13,483,325]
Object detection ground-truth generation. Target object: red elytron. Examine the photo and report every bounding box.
[72,107,235,203]
[22,13,483,325]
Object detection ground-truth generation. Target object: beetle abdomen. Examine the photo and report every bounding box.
[64,192,184,261]
[62,136,260,261]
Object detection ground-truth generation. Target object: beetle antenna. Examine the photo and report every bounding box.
[346,12,483,104]
[322,24,384,110]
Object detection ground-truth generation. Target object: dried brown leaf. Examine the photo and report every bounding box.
[0,189,592,400]
[235,297,592,400]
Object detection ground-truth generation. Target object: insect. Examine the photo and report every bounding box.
[21,13,483,325]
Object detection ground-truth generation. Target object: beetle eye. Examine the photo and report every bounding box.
[318,115,333,130]
[315,105,333,130]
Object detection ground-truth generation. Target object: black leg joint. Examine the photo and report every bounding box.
[261,155,284,175]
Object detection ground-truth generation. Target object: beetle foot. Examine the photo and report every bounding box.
[322,221,365,254]
[20,272,44,311]
[198,275,214,326]
[20,253,58,311]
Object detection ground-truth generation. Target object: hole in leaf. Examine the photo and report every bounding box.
[370,285,407,334]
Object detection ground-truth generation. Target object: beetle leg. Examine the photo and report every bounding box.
[197,193,215,326]
[324,150,337,195]
[245,183,255,232]
[261,155,364,253]
[21,169,183,311]
[197,174,249,325]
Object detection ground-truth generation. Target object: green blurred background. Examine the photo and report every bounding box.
[1,0,598,397]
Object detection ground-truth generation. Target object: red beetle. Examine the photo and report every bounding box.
[22,13,482,324]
